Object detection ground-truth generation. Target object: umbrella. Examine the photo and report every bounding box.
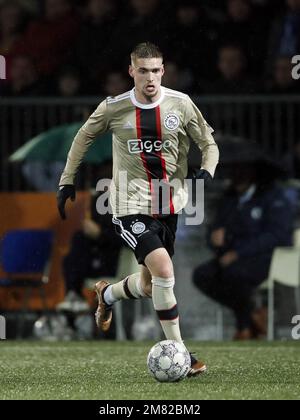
[9,122,112,164]
[215,135,287,179]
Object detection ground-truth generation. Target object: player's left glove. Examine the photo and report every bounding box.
[193,169,213,183]
[57,184,76,220]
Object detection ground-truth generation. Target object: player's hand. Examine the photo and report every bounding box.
[219,251,238,267]
[211,228,225,247]
[57,185,76,220]
[83,219,101,239]
[193,169,213,183]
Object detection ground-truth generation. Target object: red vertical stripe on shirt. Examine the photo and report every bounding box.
[136,107,155,208]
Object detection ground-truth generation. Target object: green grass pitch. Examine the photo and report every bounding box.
[0,340,299,400]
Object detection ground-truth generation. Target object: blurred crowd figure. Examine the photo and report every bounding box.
[57,197,121,313]
[284,142,300,178]
[57,162,122,314]
[193,160,293,340]
[1,0,300,96]
[55,182,125,338]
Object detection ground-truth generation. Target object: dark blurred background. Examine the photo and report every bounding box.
[1,0,300,191]
[1,0,300,341]
[1,0,300,97]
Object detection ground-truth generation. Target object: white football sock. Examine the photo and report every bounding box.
[103,273,146,305]
[103,284,116,306]
[151,276,183,345]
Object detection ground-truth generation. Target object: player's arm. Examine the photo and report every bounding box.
[57,100,109,220]
[184,97,219,181]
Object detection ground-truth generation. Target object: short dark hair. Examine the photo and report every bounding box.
[131,42,163,63]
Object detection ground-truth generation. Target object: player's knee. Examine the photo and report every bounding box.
[151,256,174,278]
[145,248,173,278]
[147,264,174,278]
[153,266,174,278]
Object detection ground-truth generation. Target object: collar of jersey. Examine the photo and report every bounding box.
[130,86,165,109]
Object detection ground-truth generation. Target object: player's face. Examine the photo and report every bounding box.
[129,57,164,102]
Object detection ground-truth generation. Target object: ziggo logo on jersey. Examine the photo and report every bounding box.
[127,139,172,154]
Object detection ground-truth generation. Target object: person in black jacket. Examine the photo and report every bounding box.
[57,190,122,313]
[193,162,293,339]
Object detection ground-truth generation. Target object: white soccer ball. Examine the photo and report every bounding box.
[147,340,191,382]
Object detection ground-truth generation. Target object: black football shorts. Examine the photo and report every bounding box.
[112,214,178,265]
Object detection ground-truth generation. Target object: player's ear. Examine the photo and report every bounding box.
[128,65,134,78]
[161,64,165,77]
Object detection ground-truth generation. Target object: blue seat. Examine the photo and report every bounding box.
[0,229,54,337]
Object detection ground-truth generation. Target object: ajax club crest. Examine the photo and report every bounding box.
[164,113,179,131]
[131,221,146,235]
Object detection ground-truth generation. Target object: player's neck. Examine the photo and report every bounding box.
[134,87,162,104]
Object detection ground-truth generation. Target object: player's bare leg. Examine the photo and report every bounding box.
[145,247,207,376]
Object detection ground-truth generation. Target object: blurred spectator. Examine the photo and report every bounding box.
[1,0,298,96]
[162,61,182,91]
[57,67,82,97]
[13,0,79,76]
[1,0,300,97]
[278,0,300,56]
[168,0,219,83]
[71,0,119,88]
[160,60,193,93]
[0,1,25,56]
[219,0,269,75]
[57,164,122,313]
[193,161,293,340]
[206,45,257,94]
[267,0,300,75]
[129,0,164,20]
[57,216,121,312]
[0,0,38,14]
[108,0,172,70]
[265,56,300,94]
[1,54,45,95]
[103,71,131,97]
[280,142,300,215]
[283,142,300,178]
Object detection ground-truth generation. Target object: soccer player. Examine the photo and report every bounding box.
[57,42,219,376]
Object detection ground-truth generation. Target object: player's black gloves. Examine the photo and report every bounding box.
[57,185,76,220]
[193,169,213,184]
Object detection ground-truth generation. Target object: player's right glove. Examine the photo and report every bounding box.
[57,185,76,220]
[193,169,213,184]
